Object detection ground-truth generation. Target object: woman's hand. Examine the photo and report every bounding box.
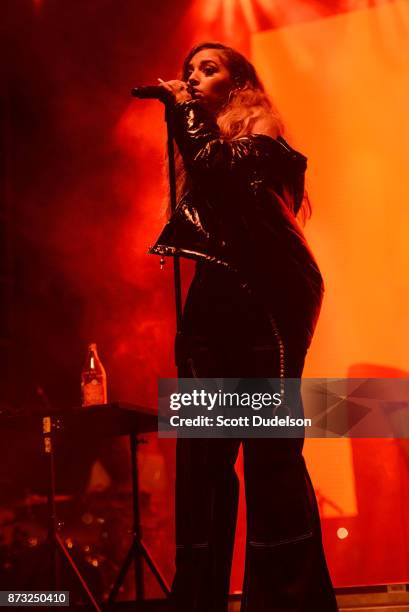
[158,78,192,103]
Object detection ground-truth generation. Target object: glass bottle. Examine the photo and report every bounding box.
[81,342,107,407]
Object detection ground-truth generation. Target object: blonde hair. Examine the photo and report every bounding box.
[166,42,311,224]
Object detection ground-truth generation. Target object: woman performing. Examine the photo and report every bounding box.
[150,42,339,612]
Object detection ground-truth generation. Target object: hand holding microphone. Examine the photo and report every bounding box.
[157,78,192,103]
[131,78,192,104]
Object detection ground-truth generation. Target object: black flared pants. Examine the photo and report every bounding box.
[170,336,338,612]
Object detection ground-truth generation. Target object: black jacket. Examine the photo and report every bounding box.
[149,100,324,350]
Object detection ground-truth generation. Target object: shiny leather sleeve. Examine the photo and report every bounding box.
[172,99,306,179]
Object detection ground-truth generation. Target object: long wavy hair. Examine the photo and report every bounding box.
[168,41,311,223]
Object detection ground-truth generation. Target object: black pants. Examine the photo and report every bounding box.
[171,339,338,612]
[171,264,338,611]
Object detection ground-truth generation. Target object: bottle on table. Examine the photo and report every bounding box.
[81,342,108,407]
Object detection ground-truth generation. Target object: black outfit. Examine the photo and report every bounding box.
[150,100,338,611]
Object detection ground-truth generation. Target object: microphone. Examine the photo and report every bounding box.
[131,85,173,102]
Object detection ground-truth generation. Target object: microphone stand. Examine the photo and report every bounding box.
[121,93,182,604]
[131,88,183,375]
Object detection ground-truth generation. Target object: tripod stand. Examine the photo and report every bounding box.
[107,432,170,603]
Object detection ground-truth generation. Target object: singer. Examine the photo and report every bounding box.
[149,42,338,611]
